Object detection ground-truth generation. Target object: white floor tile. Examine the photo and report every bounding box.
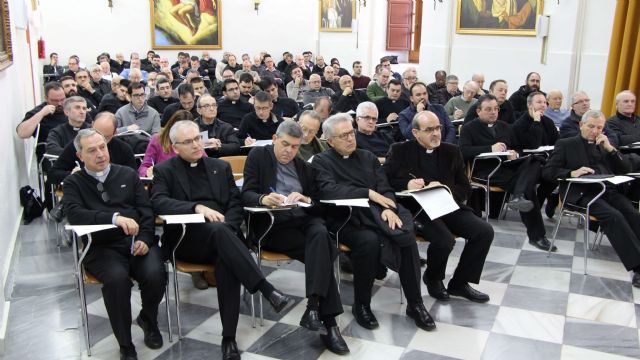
[566,293,636,328]
[510,266,571,292]
[407,322,489,360]
[318,336,405,360]
[561,344,638,360]
[492,306,565,344]
[572,257,630,282]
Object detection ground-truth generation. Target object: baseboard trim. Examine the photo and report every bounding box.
[0,209,24,355]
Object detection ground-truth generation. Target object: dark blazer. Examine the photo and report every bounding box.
[512,112,559,150]
[384,140,471,207]
[542,135,631,204]
[151,157,244,248]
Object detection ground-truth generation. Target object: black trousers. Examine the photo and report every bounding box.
[173,222,266,337]
[418,208,494,285]
[263,216,343,317]
[341,226,422,305]
[577,190,640,271]
[84,244,166,351]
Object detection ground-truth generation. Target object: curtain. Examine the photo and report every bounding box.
[601,0,640,116]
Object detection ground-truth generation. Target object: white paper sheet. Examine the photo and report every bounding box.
[606,175,634,184]
[321,198,370,207]
[409,187,459,220]
[200,131,209,141]
[159,214,205,224]
[523,146,554,153]
[64,224,117,237]
[244,206,297,212]
[477,151,512,158]
[241,140,273,148]
[566,175,634,185]
[235,178,244,188]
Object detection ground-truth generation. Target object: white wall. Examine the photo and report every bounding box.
[38,0,406,78]
[419,0,615,109]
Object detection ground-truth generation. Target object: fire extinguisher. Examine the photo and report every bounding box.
[37,37,45,59]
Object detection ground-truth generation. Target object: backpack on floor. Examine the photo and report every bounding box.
[19,185,44,224]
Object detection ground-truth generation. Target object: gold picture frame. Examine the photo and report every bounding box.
[0,0,13,71]
[456,0,543,36]
[319,0,355,33]
[150,0,222,49]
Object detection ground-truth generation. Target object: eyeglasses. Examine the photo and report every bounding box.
[404,77,417,81]
[255,106,271,112]
[131,93,146,98]
[199,103,217,109]
[333,129,356,140]
[358,115,378,123]
[174,135,203,146]
[97,182,110,203]
[416,125,441,133]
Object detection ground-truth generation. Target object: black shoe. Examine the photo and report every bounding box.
[425,278,450,301]
[633,272,640,288]
[419,257,428,267]
[339,252,353,274]
[352,303,379,329]
[320,326,350,355]
[406,303,436,331]
[529,237,557,252]
[49,202,65,223]
[545,196,558,219]
[300,308,325,333]
[136,314,163,349]
[221,338,241,360]
[266,289,293,313]
[507,194,534,212]
[447,283,490,303]
[375,265,388,280]
[191,272,209,290]
[120,347,137,360]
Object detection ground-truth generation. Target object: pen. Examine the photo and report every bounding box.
[269,186,276,193]
[408,173,417,179]
[130,235,136,255]
[75,161,81,169]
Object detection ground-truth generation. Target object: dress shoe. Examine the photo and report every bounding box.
[419,257,428,267]
[320,326,350,355]
[352,303,379,329]
[529,237,557,252]
[120,347,137,360]
[266,289,293,313]
[447,283,490,303]
[190,272,208,290]
[507,194,534,212]
[300,308,325,333]
[136,314,163,349]
[339,252,353,274]
[406,303,436,331]
[375,265,388,280]
[633,272,640,288]
[221,338,241,360]
[424,277,450,301]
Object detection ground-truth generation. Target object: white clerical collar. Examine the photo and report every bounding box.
[426,149,434,154]
[487,123,494,128]
[190,162,198,167]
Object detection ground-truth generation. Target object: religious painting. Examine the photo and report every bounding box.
[319,0,355,32]
[456,0,543,36]
[150,0,221,49]
[0,0,12,71]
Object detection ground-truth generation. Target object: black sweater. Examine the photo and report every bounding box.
[238,112,283,140]
[217,98,253,128]
[46,122,89,155]
[512,112,559,150]
[147,95,178,115]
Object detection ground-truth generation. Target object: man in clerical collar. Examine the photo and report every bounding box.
[238,91,284,146]
[151,120,292,360]
[195,94,241,157]
[355,102,394,157]
[63,128,165,360]
[216,79,253,129]
[311,113,435,333]
[46,96,89,155]
[385,110,493,303]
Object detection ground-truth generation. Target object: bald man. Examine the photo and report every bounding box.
[544,89,570,127]
[607,91,639,146]
[332,75,369,112]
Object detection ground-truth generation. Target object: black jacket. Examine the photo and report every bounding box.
[464,100,516,125]
[217,98,253,129]
[196,117,241,157]
[331,90,369,113]
[160,101,199,127]
[512,112,558,150]
[238,112,283,140]
[559,110,619,147]
[46,122,89,155]
[607,112,640,146]
[508,85,546,118]
[98,93,129,114]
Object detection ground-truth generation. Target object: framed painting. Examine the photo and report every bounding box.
[456,0,543,36]
[150,0,221,49]
[0,0,12,71]
[319,0,355,32]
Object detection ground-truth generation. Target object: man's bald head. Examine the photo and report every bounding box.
[92,112,118,142]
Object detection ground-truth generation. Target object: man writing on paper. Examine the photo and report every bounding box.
[384,110,494,302]
[543,110,640,287]
[241,120,348,355]
[311,113,435,332]
[63,129,165,360]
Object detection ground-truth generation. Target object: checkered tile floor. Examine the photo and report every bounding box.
[5,210,640,360]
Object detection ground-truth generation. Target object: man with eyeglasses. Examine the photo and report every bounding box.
[147,77,178,115]
[311,113,435,332]
[460,95,553,251]
[559,91,619,146]
[195,94,241,157]
[400,67,418,101]
[302,74,335,106]
[217,78,254,129]
[399,82,455,143]
[385,110,493,302]
[355,102,394,157]
[296,110,326,161]
[260,76,299,119]
[366,68,391,102]
[151,120,293,360]
[63,128,166,360]
[238,91,284,146]
[444,80,478,121]
[432,74,462,106]
[115,82,161,135]
[160,83,199,127]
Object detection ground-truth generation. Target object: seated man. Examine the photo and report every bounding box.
[217,79,254,129]
[426,70,446,100]
[302,74,335,106]
[286,66,308,104]
[399,82,455,143]
[544,89,570,127]
[75,68,105,118]
[115,82,161,135]
[444,80,478,121]
[238,91,284,146]
[400,67,418,102]
[195,94,241,157]
[460,95,554,251]
[311,113,435,332]
[559,90,618,147]
[241,120,348,355]
[151,120,292,359]
[260,76,299,119]
[509,72,545,119]
[147,77,178,115]
[384,110,493,302]
[543,110,640,287]
[238,72,258,103]
[351,61,371,90]
[366,68,390,102]
[161,83,199,126]
[463,79,516,125]
[607,90,639,146]
[432,74,461,106]
[375,79,410,124]
[355,102,394,157]
[46,96,90,155]
[49,112,136,185]
[63,129,165,360]
[331,75,368,113]
[296,110,326,161]
[98,78,131,114]
[321,66,341,93]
